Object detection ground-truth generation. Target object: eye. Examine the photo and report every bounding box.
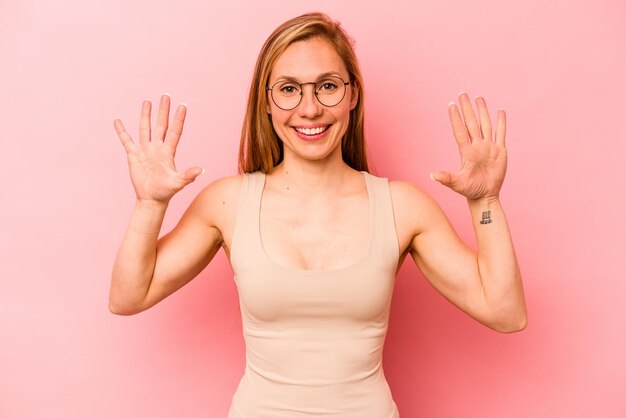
[277,82,300,95]
[317,79,339,92]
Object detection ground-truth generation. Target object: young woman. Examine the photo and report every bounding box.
[110,12,527,418]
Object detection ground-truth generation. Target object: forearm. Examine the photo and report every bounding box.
[468,197,527,331]
[109,199,169,314]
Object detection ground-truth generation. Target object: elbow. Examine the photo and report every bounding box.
[489,312,528,333]
[108,277,149,316]
[108,297,145,316]
[484,301,528,333]
[483,291,528,333]
[109,301,132,316]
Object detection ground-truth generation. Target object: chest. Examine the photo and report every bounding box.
[259,189,370,271]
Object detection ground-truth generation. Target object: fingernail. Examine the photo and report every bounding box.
[429,172,436,181]
[448,101,455,107]
[180,102,187,107]
[200,168,205,176]
[163,93,171,97]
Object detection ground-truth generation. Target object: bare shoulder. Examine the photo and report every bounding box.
[186,174,244,231]
[389,179,441,216]
[195,174,243,204]
[388,179,449,250]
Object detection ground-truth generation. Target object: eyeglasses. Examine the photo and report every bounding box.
[266,75,351,111]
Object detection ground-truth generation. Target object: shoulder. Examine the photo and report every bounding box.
[198,173,244,199]
[187,173,244,227]
[388,179,447,237]
[389,179,438,211]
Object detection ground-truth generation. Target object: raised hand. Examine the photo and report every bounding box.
[114,94,204,204]
[430,92,507,202]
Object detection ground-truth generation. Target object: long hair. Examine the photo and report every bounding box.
[238,12,369,174]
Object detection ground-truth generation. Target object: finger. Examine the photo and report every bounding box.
[429,171,458,189]
[154,94,170,142]
[182,167,205,181]
[164,103,187,151]
[495,109,506,146]
[139,99,152,144]
[177,167,205,188]
[448,102,471,148]
[475,96,492,142]
[113,119,136,153]
[459,92,482,141]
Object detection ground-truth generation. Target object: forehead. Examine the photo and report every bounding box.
[270,37,348,82]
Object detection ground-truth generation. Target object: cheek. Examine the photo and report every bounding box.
[334,104,353,124]
[269,113,291,142]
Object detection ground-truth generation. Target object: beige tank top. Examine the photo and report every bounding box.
[227,170,400,417]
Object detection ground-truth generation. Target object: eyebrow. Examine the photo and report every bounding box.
[271,71,345,83]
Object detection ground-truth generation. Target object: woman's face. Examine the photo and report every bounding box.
[267,37,358,164]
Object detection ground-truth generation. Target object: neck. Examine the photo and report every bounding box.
[269,150,356,195]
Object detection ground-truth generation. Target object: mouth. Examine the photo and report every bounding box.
[292,125,331,136]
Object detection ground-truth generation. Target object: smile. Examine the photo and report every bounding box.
[293,125,330,136]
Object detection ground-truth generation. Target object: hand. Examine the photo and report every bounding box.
[430,92,507,202]
[114,94,204,204]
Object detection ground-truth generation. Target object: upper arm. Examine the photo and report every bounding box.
[140,174,242,311]
[391,181,490,324]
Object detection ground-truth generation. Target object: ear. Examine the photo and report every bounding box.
[349,82,359,110]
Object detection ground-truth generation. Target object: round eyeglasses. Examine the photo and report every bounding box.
[266,76,351,111]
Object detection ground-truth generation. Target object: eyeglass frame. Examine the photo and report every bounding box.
[266,76,352,111]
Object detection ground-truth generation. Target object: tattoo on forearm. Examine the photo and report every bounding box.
[480,210,492,224]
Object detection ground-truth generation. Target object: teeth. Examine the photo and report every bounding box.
[295,126,328,135]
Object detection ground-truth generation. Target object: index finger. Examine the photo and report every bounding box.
[458,92,482,141]
[448,102,471,148]
[164,103,187,151]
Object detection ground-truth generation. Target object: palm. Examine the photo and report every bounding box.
[127,141,181,201]
[114,95,203,203]
[432,93,507,201]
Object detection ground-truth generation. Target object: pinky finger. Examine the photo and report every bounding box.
[495,109,506,146]
[114,119,136,153]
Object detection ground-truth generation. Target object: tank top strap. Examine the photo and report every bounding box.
[230,171,265,273]
[362,171,400,266]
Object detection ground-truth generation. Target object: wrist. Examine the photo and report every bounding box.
[135,197,170,211]
[467,194,500,207]
[467,195,502,225]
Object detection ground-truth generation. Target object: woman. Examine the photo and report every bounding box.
[110,12,527,417]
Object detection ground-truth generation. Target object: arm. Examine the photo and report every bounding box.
[400,186,526,333]
[466,196,526,332]
[109,181,230,315]
[404,92,527,332]
[109,94,223,315]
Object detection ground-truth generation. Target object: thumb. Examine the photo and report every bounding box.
[179,167,205,185]
[429,171,457,188]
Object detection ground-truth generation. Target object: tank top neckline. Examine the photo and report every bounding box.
[255,170,375,275]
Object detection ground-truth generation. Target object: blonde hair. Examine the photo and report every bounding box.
[238,12,369,174]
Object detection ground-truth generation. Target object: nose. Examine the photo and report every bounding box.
[297,83,323,118]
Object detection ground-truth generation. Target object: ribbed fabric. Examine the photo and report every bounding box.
[227,171,400,418]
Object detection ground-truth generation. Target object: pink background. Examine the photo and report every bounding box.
[1,0,625,417]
